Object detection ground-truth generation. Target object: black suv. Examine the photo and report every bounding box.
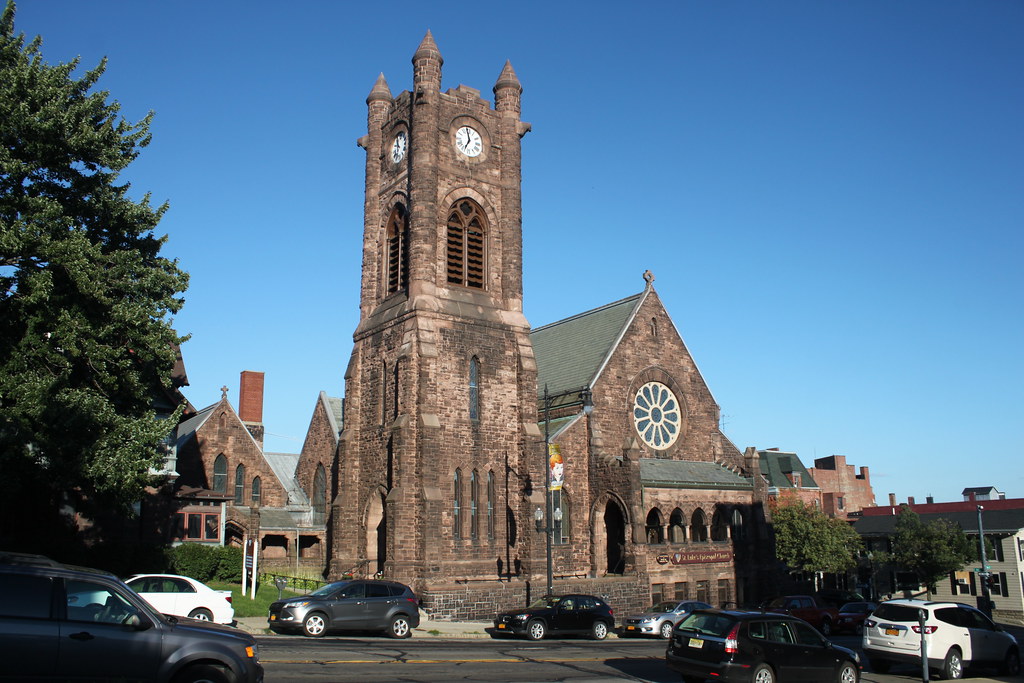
[267,578,420,638]
[492,594,615,640]
[666,608,860,683]
[0,551,262,682]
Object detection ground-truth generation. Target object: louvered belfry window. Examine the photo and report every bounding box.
[446,199,485,288]
[386,204,409,294]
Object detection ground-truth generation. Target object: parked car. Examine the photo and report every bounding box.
[492,594,614,640]
[762,594,840,635]
[816,588,866,608]
[835,601,877,636]
[862,598,1020,679]
[267,578,420,638]
[0,551,262,682]
[126,573,235,624]
[620,599,711,639]
[666,608,860,683]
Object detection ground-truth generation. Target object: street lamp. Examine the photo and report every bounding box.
[978,505,992,617]
[539,384,593,597]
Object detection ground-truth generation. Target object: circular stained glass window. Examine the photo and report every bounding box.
[633,381,681,449]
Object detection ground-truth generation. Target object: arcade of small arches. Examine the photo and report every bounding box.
[643,505,747,545]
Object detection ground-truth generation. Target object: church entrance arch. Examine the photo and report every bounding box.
[365,488,387,576]
[591,495,628,576]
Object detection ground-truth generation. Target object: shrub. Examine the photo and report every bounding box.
[168,543,220,581]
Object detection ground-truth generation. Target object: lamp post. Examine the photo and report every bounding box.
[977,505,991,617]
[539,383,593,597]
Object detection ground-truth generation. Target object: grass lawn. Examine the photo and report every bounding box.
[209,580,293,619]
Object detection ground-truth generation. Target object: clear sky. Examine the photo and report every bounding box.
[13,1,1023,506]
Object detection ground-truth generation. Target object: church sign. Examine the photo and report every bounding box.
[664,549,733,565]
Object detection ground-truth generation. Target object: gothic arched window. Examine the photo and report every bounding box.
[213,454,227,493]
[646,508,665,544]
[453,469,463,539]
[385,203,409,294]
[469,356,480,420]
[470,469,479,540]
[234,464,245,505]
[313,464,327,519]
[711,507,729,541]
[487,470,495,540]
[690,508,708,542]
[669,508,686,543]
[251,477,262,506]
[446,199,485,288]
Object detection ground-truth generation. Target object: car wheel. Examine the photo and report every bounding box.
[171,663,230,683]
[867,657,890,674]
[752,663,775,683]
[590,620,608,640]
[819,617,832,636]
[836,661,857,683]
[187,608,213,621]
[526,619,546,641]
[387,614,412,639]
[659,621,674,639]
[1000,647,1020,676]
[302,611,328,637]
[941,647,963,680]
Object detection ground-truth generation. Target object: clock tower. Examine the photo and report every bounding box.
[332,33,540,592]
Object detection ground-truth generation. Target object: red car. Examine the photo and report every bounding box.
[835,601,877,635]
[762,595,840,636]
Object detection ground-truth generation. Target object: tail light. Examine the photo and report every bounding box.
[911,625,937,634]
[864,619,876,628]
[724,623,741,654]
[225,596,232,604]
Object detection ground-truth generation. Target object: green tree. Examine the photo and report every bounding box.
[771,497,863,576]
[0,1,188,549]
[890,506,974,593]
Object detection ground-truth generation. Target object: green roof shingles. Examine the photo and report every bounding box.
[640,459,752,490]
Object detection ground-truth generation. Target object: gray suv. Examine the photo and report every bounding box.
[0,552,262,682]
[268,578,420,638]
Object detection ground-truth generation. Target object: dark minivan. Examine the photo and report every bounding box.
[267,578,420,638]
[0,552,262,683]
[666,608,860,683]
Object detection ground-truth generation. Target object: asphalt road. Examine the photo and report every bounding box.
[254,632,1023,682]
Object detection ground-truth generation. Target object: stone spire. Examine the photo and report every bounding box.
[493,60,522,115]
[412,30,443,92]
[366,73,392,105]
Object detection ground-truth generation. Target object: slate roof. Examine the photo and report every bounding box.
[531,292,643,403]
[758,450,819,490]
[854,508,1024,536]
[640,459,753,490]
[264,452,309,506]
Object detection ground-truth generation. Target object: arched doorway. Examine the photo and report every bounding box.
[604,501,626,574]
[365,490,386,575]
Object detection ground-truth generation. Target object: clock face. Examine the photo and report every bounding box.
[390,131,407,163]
[454,126,483,157]
[633,382,681,449]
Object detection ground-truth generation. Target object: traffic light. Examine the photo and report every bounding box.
[984,574,999,590]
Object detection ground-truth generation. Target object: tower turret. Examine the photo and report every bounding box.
[493,61,522,115]
[412,30,442,93]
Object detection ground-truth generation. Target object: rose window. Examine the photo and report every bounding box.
[633,381,681,449]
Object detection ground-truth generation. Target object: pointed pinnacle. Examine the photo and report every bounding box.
[413,29,443,64]
[494,60,521,92]
[367,73,392,104]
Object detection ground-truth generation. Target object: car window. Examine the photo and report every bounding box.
[560,597,575,610]
[959,607,994,631]
[169,578,195,594]
[338,583,366,599]
[873,603,920,622]
[791,621,825,646]
[767,621,794,644]
[679,612,736,636]
[66,579,141,626]
[366,583,391,598]
[0,574,52,619]
[652,601,676,612]
[310,581,350,598]
[748,621,767,640]
[934,607,961,627]
[580,597,598,610]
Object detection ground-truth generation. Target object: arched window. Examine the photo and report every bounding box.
[385,203,409,294]
[487,471,495,540]
[234,464,245,505]
[469,356,479,420]
[690,508,708,542]
[313,464,327,520]
[453,469,463,539]
[446,199,485,288]
[669,508,686,543]
[213,454,227,493]
[251,477,262,506]
[711,507,729,541]
[646,508,665,544]
[552,489,570,545]
[731,508,745,540]
[470,469,479,540]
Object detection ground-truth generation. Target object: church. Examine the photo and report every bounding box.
[322,33,775,619]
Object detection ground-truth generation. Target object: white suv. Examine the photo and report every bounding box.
[862,598,1019,679]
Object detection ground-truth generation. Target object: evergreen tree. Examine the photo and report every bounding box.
[0,1,189,549]
[772,496,863,576]
[890,506,974,593]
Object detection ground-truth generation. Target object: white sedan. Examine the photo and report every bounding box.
[126,574,235,624]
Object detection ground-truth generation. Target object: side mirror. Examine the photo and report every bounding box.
[128,614,152,631]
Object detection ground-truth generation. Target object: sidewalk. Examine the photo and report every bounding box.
[234,614,493,639]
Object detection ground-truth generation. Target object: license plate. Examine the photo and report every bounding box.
[626,626,636,631]
[688,638,704,649]
[497,623,506,629]
[885,628,899,636]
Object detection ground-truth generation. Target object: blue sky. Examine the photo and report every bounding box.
[14,1,1023,506]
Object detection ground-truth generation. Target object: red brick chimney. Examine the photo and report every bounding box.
[238,371,265,449]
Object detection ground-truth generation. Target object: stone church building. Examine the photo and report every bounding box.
[324,33,775,619]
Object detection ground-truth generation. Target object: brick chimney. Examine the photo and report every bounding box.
[888,493,896,506]
[238,371,265,449]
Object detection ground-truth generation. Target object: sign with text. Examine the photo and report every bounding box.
[665,549,733,564]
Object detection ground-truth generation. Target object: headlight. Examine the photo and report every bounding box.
[284,601,310,609]
[513,614,530,621]
[640,617,655,623]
